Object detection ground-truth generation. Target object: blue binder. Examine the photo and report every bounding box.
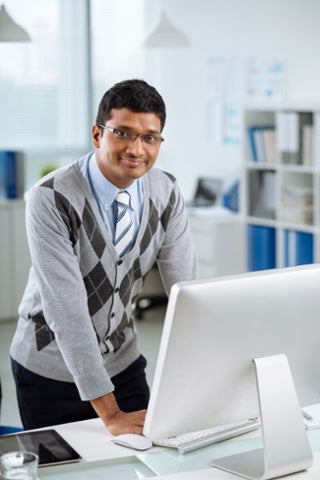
[247,224,276,271]
[0,151,18,199]
[284,230,313,267]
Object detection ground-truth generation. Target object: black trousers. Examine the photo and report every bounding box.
[11,355,150,430]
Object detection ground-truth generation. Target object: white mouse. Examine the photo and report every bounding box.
[111,433,153,451]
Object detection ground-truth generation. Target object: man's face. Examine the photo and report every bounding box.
[92,108,163,189]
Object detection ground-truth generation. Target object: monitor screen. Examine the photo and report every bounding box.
[144,264,320,441]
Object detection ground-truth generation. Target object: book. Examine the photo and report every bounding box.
[314,112,320,167]
[302,124,314,166]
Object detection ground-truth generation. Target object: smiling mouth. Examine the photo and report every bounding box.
[121,157,146,168]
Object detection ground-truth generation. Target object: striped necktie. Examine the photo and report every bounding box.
[114,191,133,256]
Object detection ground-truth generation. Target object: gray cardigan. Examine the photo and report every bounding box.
[10,155,197,400]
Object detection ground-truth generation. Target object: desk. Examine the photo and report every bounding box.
[37,418,320,479]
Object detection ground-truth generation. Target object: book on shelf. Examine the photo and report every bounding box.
[284,230,313,267]
[246,224,276,271]
[263,129,276,164]
[247,126,275,163]
[302,124,314,166]
[314,112,320,167]
[0,151,24,200]
[276,111,313,165]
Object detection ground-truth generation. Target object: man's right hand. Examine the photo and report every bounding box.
[90,392,147,435]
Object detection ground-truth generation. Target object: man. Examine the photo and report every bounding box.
[10,79,197,435]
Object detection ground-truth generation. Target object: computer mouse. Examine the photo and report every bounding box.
[111,433,153,451]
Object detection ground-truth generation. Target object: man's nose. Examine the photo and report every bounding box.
[127,135,144,155]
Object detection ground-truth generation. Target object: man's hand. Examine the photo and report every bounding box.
[90,392,147,435]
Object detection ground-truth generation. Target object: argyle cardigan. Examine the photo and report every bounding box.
[10,155,197,400]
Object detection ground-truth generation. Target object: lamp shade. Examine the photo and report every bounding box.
[144,11,190,48]
[0,4,31,42]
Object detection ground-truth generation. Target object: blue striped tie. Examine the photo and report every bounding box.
[114,191,133,256]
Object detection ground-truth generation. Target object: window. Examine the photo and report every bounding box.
[0,0,146,190]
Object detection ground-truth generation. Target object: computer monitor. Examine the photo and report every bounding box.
[187,177,222,207]
[144,264,319,479]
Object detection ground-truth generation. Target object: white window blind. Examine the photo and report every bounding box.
[0,0,146,189]
[0,0,90,151]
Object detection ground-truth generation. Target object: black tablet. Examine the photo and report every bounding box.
[0,429,82,466]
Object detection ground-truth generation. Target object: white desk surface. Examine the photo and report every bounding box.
[35,418,320,480]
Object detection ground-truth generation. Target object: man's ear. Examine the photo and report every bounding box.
[92,125,101,148]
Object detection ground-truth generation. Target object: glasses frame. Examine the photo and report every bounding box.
[98,124,164,145]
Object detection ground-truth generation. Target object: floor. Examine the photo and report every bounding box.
[0,306,166,429]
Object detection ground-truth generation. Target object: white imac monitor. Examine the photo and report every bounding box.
[143,264,320,479]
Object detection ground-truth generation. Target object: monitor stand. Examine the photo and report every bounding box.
[211,354,313,480]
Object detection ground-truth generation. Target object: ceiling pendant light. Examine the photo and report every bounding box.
[0,4,31,42]
[144,10,190,48]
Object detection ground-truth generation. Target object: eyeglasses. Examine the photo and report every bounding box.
[99,124,164,145]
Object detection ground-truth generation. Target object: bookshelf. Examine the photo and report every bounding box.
[242,106,320,271]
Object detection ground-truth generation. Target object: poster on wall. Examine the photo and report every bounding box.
[206,57,285,145]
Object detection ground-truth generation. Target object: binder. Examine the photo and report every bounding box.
[276,111,312,165]
[276,111,299,164]
[247,126,274,163]
[264,128,276,163]
[246,224,276,271]
[0,151,17,199]
[302,124,314,166]
[284,230,313,267]
[314,112,320,167]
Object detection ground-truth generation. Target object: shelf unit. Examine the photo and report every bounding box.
[242,105,320,271]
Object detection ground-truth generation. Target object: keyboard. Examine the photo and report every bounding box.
[153,418,260,454]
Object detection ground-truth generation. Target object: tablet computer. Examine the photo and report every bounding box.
[0,429,82,466]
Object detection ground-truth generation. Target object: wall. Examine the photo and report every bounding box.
[145,0,320,200]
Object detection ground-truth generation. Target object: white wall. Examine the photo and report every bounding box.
[145,0,320,200]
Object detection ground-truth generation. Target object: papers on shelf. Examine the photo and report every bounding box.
[302,403,320,430]
[280,184,314,225]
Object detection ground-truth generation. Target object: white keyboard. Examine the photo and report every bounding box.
[153,418,260,454]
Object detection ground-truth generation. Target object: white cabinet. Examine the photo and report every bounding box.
[0,200,31,321]
[188,212,245,278]
[242,106,320,270]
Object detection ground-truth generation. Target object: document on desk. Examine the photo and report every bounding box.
[301,403,320,430]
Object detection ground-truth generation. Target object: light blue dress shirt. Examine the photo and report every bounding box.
[79,153,143,243]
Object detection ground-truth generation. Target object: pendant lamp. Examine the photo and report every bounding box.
[144,10,190,48]
[0,4,31,42]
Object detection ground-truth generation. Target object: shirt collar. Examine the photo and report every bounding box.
[88,154,140,212]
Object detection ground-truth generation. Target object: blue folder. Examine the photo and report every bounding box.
[247,224,276,271]
[284,230,313,267]
[0,150,18,199]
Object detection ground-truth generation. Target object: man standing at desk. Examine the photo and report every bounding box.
[10,79,197,435]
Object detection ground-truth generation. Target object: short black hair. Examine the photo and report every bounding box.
[95,79,166,131]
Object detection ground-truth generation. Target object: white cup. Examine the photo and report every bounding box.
[0,451,39,480]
